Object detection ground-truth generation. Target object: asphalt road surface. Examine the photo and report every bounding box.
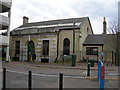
[2,62,119,89]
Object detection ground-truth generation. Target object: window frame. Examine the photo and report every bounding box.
[15,41,20,55]
[42,40,49,55]
[86,47,98,55]
[63,38,70,55]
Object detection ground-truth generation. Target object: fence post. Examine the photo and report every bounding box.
[87,63,90,76]
[3,68,6,90]
[59,73,63,90]
[28,71,32,90]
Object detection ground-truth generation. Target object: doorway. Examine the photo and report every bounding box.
[27,41,35,62]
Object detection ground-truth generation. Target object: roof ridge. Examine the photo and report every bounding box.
[13,17,88,30]
[30,17,88,23]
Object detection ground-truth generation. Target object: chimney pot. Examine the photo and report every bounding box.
[23,16,29,25]
[103,17,107,34]
[104,17,106,21]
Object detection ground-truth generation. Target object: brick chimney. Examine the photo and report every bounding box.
[23,16,29,25]
[103,17,107,34]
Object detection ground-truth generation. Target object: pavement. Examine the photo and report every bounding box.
[2,61,120,81]
[11,61,119,71]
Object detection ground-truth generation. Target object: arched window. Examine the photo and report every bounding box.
[63,38,70,55]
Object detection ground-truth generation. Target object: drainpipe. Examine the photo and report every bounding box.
[73,22,75,54]
[56,32,59,62]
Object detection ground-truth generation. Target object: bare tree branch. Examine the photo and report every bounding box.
[107,22,119,52]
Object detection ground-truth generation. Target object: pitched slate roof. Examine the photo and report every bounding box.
[83,35,104,46]
[14,17,89,30]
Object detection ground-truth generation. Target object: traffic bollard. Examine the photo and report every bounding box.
[100,66,105,90]
[87,63,90,76]
[3,68,6,89]
[28,71,32,90]
[98,60,103,81]
[59,73,63,90]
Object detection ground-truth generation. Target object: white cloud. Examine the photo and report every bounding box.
[9,0,119,34]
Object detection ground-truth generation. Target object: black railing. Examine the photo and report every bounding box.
[2,68,64,90]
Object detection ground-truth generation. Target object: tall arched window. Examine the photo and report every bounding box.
[63,38,70,55]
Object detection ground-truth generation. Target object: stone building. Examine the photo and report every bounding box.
[10,16,119,65]
[10,17,93,62]
[83,17,119,65]
[83,33,116,63]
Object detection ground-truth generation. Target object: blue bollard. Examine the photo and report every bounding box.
[100,79,105,90]
[100,65,105,90]
[98,60,105,90]
[98,60,103,81]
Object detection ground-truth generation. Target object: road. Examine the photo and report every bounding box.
[1,61,119,89]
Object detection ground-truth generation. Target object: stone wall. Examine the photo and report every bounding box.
[10,33,58,62]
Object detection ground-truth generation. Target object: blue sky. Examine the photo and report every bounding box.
[10,0,119,34]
